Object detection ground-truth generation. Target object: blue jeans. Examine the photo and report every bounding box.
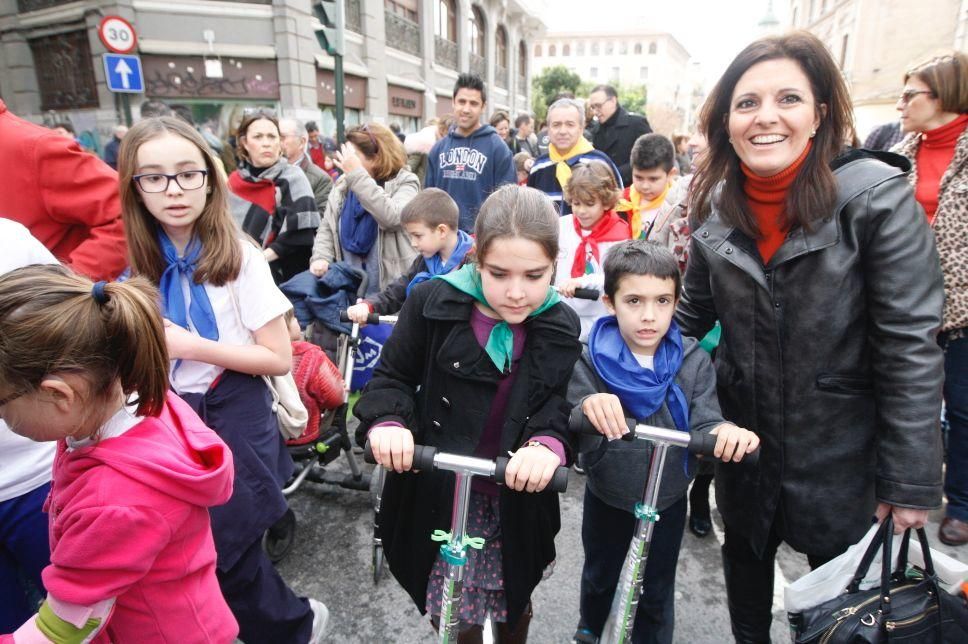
[578,488,687,644]
[943,333,968,521]
[0,482,52,631]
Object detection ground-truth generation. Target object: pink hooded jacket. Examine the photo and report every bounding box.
[40,392,238,643]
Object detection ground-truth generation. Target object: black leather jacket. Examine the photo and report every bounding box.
[676,150,945,558]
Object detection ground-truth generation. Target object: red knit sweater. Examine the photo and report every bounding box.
[289,341,345,444]
[916,113,968,224]
[741,142,812,264]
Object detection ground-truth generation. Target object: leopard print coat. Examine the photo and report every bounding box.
[893,128,968,335]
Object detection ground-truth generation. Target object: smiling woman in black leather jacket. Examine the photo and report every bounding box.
[675,32,945,643]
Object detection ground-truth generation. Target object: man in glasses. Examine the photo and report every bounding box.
[0,99,126,281]
[279,116,333,215]
[588,84,652,186]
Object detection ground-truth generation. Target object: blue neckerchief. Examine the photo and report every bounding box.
[157,230,219,341]
[338,191,378,256]
[588,316,689,431]
[407,229,474,295]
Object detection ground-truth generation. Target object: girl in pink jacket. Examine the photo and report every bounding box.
[0,266,237,644]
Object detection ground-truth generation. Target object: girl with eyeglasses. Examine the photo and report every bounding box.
[118,116,328,644]
[892,52,968,547]
[228,110,321,284]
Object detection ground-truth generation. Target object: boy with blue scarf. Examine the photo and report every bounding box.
[346,188,474,324]
[569,240,758,644]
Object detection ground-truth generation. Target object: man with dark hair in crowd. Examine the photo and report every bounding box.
[514,113,540,157]
[588,84,652,186]
[139,99,172,119]
[306,121,327,169]
[102,124,128,170]
[424,72,515,231]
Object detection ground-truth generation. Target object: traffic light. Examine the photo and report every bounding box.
[313,0,344,57]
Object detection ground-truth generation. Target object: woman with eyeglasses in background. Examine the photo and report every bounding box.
[309,122,419,296]
[892,52,968,547]
[227,109,321,284]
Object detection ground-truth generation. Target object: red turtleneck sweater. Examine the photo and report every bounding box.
[916,113,968,224]
[741,142,812,264]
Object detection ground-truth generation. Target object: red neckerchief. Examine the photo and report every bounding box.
[571,210,631,278]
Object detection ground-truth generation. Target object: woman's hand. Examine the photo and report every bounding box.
[334,142,364,175]
[346,300,371,326]
[581,393,629,441]
[309,259,329,277]
[369,425,415,473]
[163,319,202,360]
[505,443,561,492]
[709,423,760,462]
[875,503,929,533]
[263,248,279,263]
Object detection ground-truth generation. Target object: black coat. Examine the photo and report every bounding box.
[675,150,945,558]
[354,279,581,627]
[592,105,652,186]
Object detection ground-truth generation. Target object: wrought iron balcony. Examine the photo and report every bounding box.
[470,53,485,78]
[385,12,421,56]
[435,36,458,69]
[495,65,508,89]
[346,0,363,33]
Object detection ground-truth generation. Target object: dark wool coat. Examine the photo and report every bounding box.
[592,104,653,187]
[675,150,945,559]
[354,279,581,627]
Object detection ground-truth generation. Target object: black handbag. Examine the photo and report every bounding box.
[788,517,968,643]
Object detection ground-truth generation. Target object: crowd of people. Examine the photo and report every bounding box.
[0,29,964,644]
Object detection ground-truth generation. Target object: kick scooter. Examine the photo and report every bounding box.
[366,441,570,644]
[568,408,760,644]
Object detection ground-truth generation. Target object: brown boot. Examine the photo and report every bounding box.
[939,517,968,546]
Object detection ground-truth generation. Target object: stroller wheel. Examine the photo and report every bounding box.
[372,543,385,583]
[263,508,297,564]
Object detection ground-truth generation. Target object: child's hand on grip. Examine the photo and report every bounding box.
[369,425,414,473]
[346,301,370,325]
[581,393,629,441]
[709,423,760,462]
[505,443,560,493]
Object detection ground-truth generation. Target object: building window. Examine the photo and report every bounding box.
[577,42,585,56]
[634,43,642,54]
[563,43,570,56]
[385,0,417,22]
[519,41,527,78]
[611,66,619,80]
[590,67,598,78]
[840,33,849,69]
[605,42,614,55]
[548,43,556,57]
[436,0,456,42]
[496,26,508,68]
[808,0,814,21]
[620,42,628,55]
[534,43,542,57]
[471,6,486,57]
[30,30,98,110]
[648,41,657,54]
[591,42,600,55]
[792,7,798,26]
[640,66,648,80]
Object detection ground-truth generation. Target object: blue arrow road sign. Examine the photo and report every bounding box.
[103,53,144,93]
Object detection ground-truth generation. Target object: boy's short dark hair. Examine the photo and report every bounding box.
[454,73,487,104]
[400,188,460,231]
[630,133,676,173]
[603,240,682,301]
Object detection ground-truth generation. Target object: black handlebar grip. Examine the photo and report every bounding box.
[494,455,509,484]
[338,310,381,324]
[411,445,438,471]
[687,432,761,466]
[339,310,350,323]
[572,287,600,301]
[548,466,569,493]
[567,408,635,441]
[363,440,376,464]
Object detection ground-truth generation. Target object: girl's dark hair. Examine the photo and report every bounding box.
[0,265,169,418]
[119,117,242,286]
[474,185,559,264]
[603,240,681,300]
[691,31,855,237]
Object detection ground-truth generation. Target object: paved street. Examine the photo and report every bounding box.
[277,449,966,643]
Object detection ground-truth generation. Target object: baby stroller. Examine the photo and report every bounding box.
[262,265,395,572]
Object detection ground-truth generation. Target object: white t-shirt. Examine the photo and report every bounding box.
[633,352,655,371]
[0,219,58,502]
[555,215,625,342]
[169,242,292,394]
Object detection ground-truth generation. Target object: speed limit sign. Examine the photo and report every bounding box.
[98,16,137,55]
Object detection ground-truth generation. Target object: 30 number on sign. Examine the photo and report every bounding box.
[98,16,137,54]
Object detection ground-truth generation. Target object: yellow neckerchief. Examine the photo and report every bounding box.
[549,137,595,189]
[625,183,672,239]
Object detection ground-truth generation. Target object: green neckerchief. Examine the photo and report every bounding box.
[435,263,560,373]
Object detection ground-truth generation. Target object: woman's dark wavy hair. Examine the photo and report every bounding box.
[690,31,855,236]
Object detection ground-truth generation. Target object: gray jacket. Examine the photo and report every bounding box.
[298,154,333,216]
[311,167,419,291]
[567,336,726,513]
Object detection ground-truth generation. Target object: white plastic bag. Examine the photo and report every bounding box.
[784,522,968,613]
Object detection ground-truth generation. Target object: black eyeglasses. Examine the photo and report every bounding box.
[898,89,935,105]
[132,170,209,193]
[360,123,379,151]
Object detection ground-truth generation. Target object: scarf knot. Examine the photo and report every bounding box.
[549,137,595,190]
[570,210,631,278]
[157,230,219,341]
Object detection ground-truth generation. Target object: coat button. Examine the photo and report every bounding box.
[432,420,441,428]
[453,361,460,369]
[701,231,709,238]
[765,273,772,281]
[725,247,733,254]
[775,302,781,308]
[441,397,451,409]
